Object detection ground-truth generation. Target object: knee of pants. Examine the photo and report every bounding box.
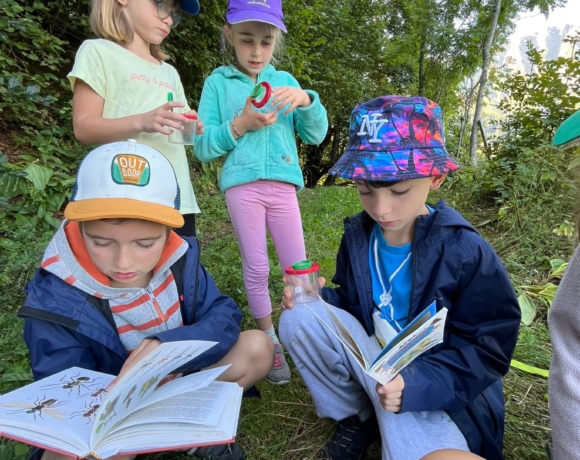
[279,306,313,347]
[243,264,270,288]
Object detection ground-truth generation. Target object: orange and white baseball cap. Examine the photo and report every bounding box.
[64,140,184,228]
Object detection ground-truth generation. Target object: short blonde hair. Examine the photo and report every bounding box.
[90,0,169,61]
[221,22,285,67]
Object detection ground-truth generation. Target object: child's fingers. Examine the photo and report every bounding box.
[107,339,161,390]
[162,101,186,111]
[155,125,175,136]
[264,112,277,125]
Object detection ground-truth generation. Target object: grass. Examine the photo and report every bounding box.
[0,181,564,459]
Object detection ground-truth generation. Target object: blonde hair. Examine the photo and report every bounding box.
[221,22,285,67]
[90,0,169,61]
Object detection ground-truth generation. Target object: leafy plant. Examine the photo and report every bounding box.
[518,258,567,326]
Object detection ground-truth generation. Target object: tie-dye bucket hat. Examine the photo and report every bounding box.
[329,96,461,181]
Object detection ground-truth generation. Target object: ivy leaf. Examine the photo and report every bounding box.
[518,293,536,326]
[23,163,53,191]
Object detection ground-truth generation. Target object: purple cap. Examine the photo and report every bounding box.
[329,96,461,182]
[179,0,200,15]
[226,0,287,33]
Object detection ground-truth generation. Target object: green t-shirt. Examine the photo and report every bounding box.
[68,39,200,214]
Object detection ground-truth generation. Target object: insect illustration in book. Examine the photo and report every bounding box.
[1,396,67,421]
[139,375,160,397]
[135,349,164,374]
[82,386,108,403]
[155,347,178,366]
[70,402,101,425]
[122,384,137,409]
[40,372,100,396]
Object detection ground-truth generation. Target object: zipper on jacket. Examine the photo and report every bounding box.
[146,287,168,325]
[407,215,422,326]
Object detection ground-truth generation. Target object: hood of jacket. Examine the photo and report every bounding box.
[40,221,187,301]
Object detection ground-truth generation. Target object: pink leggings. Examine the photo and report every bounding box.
[225,180,306,320]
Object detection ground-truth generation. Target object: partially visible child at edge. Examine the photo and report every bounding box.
[548,107,580,460]
[67,0,202,237]
[280,96,521,460]
[193,0,328,384]
[20,141,274,460]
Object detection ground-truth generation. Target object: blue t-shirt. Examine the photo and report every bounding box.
[369,205,434,334]
[369,223,413,332]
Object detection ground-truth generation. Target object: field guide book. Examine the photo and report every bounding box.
[0,340,243,459]
[305,297,447,385]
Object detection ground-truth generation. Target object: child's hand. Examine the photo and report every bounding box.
[280,275,326,310]
[138,101,190,135]
[235,97,278,135]
[271,86,312,115]
[376,374,405,413]
[106,338,162,390]
[185,109,205,135]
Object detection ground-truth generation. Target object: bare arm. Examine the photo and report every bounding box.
[72,79,193,145]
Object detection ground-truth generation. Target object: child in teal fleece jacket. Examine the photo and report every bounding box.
[194,0,328,385]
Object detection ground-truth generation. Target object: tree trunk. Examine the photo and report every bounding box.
[457,77,478,160]
[469,0,502,166]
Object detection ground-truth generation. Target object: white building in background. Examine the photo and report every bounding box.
[480,4,579,141]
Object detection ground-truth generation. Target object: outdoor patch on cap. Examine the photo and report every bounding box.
[329,95,461,182]
[111,154,150,186]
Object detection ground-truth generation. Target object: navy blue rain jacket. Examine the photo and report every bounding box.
[322,201,521,460]
[19,236,242,460]
[19,237,242,380]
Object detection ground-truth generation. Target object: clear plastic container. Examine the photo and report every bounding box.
[169,114,197,145]
[285,260,320,304]
[251,82,283,113]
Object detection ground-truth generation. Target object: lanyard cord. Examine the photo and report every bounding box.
[373,237,411,330]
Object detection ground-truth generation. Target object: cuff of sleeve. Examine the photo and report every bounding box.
[218,120,238,151]
[296,90,321,114]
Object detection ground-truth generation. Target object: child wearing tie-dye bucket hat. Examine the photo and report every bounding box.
[279,96,521,460]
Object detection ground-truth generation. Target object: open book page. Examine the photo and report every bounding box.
[94,383,243,459]
[302,298,369,369]
[374,301,437,360]
[91,340,216,447]
[111,380,232,430]
[137,365,230,408]
[0,368,115,456]
[368,307,448,385]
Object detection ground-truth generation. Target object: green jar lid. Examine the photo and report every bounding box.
[250,84,265,100]
[292,260,312,270]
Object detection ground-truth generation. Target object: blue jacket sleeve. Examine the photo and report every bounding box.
[153,263,242,373]
[293,90,328,145]
[285,74,328,145]
[399,241,521,413]
[24,318,100,381]
[194,78,237,162]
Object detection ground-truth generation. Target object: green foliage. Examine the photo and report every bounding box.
[0,126,83,232]
[0,0,71,127]
[518,258,567,325]
[493,31,580,150]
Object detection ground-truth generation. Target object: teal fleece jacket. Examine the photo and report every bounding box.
[194,65,328,192]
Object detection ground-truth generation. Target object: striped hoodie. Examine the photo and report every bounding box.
[40,221,188,353]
